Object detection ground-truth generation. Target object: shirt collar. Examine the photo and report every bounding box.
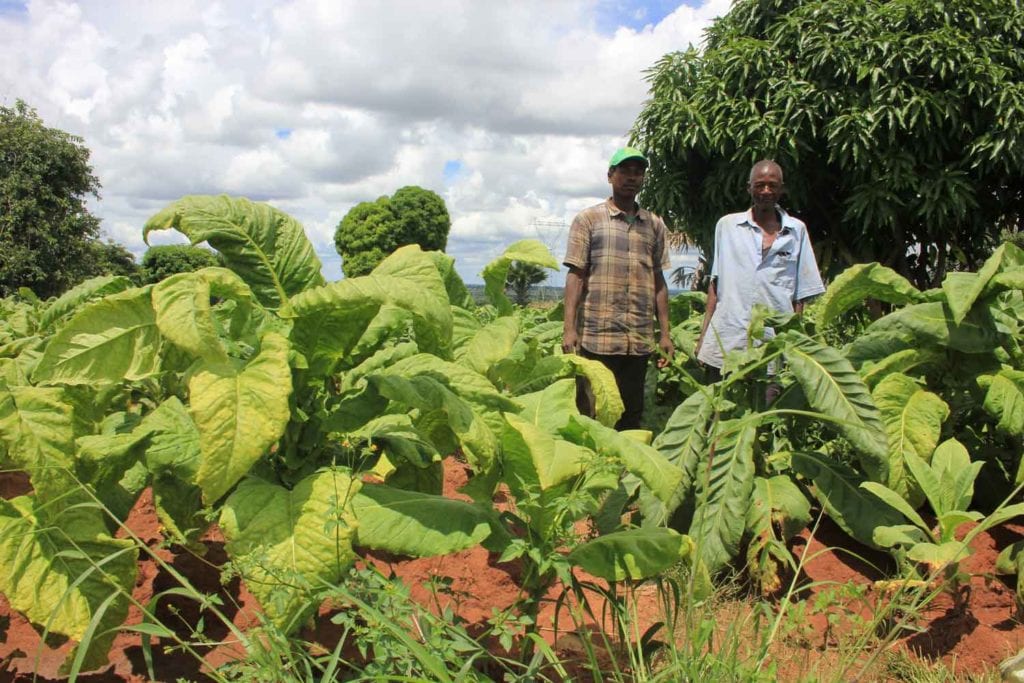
[606,198,649,222]
[738,206,793,234]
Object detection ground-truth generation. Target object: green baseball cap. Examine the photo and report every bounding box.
[609,147,648,168]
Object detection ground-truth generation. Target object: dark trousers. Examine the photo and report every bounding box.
[576,349,650,430]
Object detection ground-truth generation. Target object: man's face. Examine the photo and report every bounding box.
[608,159,646,199]
[748,167,784,210]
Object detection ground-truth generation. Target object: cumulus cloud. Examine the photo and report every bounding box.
[0,0,724,283]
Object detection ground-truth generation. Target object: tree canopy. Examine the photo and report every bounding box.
[505,260,549,307]
[140,244,221,283]
[0,101,121,298]
[632,0,1024,288]
[334,185,451,277]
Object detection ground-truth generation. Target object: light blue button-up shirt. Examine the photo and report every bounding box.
[697,207,825,369]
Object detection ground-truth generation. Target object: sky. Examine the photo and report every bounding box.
[0,0,726,285]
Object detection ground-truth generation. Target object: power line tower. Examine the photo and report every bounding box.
[530,217,568,257]
[529,217,568,302]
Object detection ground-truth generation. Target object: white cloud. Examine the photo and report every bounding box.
[0,0,725,284]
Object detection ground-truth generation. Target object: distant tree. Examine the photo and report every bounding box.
[140,244,221,283]
[334,186,450,277]
[669,265,696,290]
[633,0,1024,288]
[505,260,548,307]
[0,100,118,298]
[88,240,141,283]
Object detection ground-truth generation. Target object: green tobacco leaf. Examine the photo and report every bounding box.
[942,243,1024,323]
[907,541,970,570]
[568,528,694,582]
[562,354,624,428]
[369,374,498,471]
[873,524,930,549]
[756,475,811,540]
[451,306,482,352]
[846,330,917,366]
[152,475,207,548]
[943,272,989,327]
[976,243,1024,298]
[780,331,888,479]
[152,268,254,364]
[0,385,77,500]
[139,397,201,480]
[459,316,520,377]
[423,251,475,310]
[813,263,919,328]
[135,398,206,543]
[861,482,930,533]
[858,302,999,355]
[791,451,903,548]
[75,430,151,522]
[290,249,452,372]
[515,378,579,434]
[859,348,943,388]
[990,267,1024,293]
[369,246,455,353]
[33,288,161,386]
[351,483,496,556]
[745,475,811,594]
[219,469,360,633]
[872,373,949,505]
[640,390,715,526]
[977,502,1024,531]
[564,415,682,504]
[980,369,1024,436]
[37,275,134,335]
[191,333,293,503]
[689,418,756,574]
[0,495,137,671]
[144,195,325,310]
[355,414,439,470]
[996,540,1024,575]
[502,413,592,492]
[381,353,520,436]
[480,240,558,315]
[933,439,983,513]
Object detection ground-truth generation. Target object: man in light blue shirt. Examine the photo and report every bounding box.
[695,160,825,380]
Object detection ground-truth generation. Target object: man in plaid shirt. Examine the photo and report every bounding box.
[562,147,674,430]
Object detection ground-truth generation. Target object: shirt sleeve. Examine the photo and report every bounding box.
[656,218,672,270]
[709,216,726,281]
[794,225,826,301]
[563,213,591,270]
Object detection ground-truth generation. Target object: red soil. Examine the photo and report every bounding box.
[1,462,1022,681]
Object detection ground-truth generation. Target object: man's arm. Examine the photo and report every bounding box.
[654,270,674,368]
[562,266,586,354]
[695,277,718,358]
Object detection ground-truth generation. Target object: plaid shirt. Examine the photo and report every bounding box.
[563,199,671,355]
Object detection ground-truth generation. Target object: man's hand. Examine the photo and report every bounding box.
[656,333,675,368]
[562,328,579,355]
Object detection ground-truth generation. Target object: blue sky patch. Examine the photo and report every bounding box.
[594,0,690,33]
[275,127,292,139]
[443,159,466,185]
[0,0,27,17]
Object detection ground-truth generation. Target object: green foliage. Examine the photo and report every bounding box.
[9,187,1024,675]
[633,0,1024,287]
[141,244,220,283]
[506,260,549,307]
[0,100,138,298]
[334,185,451,277]
[482,239,559,316]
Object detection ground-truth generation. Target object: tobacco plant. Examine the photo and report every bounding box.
[0,195,694,673]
